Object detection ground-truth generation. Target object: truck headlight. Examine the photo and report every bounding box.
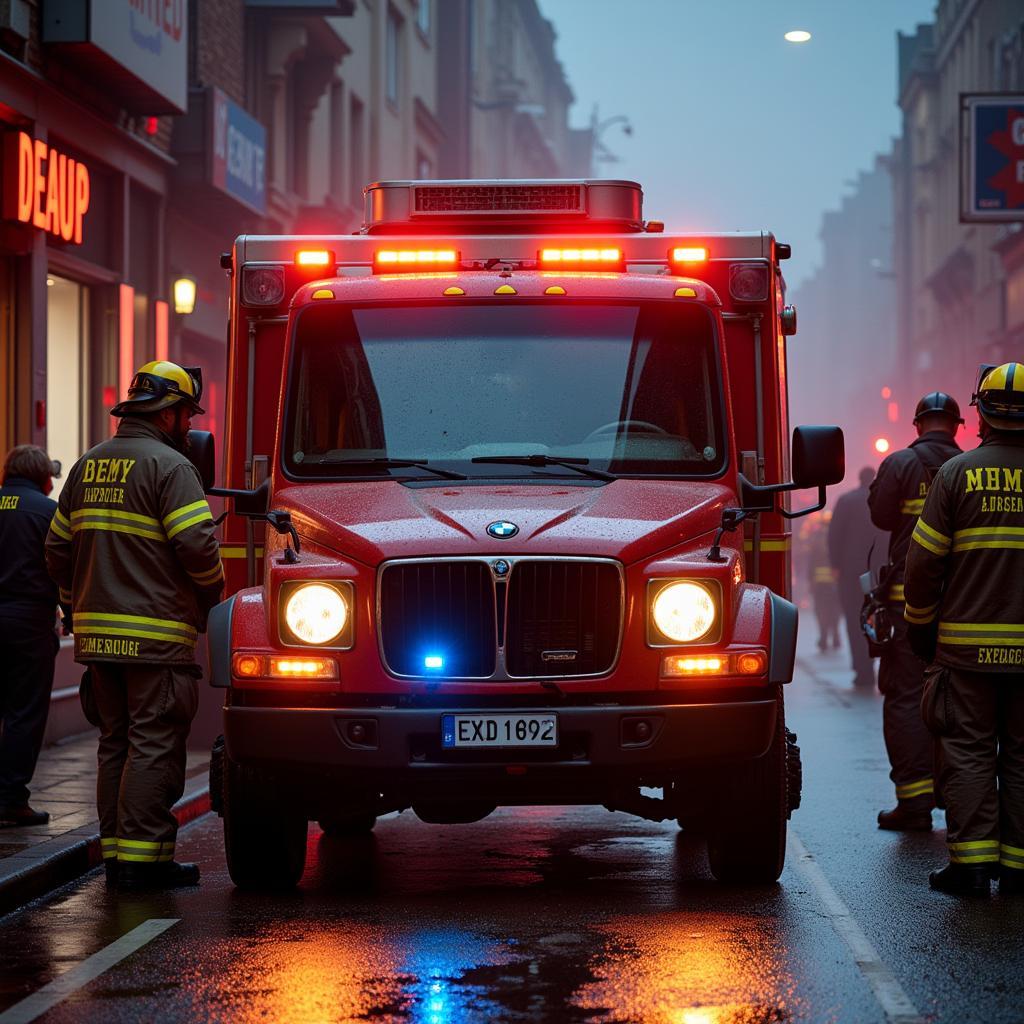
[649,580,718,643]
[283,583,349,645]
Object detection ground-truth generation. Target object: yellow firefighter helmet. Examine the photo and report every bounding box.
[110,361,205,417]
[972,362,1024,431]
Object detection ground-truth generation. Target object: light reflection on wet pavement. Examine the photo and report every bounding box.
[2,805,843,1024]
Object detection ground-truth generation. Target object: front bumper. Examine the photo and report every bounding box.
[224,699,777,784]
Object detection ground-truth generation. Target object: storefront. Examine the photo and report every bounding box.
[0,4,186,725]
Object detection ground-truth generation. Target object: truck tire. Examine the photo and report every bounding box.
[223,756,307,889]
[209,736,225,817]
[318,814,377,838]
[706,689,788,884]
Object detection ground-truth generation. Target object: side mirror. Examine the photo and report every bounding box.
[187,430,216,493]
[233,477,270,517]
[791,425,845,489]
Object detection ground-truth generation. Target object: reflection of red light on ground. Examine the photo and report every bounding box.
[874,437,890,454]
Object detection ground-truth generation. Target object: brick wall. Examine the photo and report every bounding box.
[194,0,246,104]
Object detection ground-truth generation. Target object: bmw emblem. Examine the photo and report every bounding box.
[487,521,519,540]
[492,559,511,577]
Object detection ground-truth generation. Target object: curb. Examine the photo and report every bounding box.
[0,777,211,919]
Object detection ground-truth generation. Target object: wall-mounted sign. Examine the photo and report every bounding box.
[211,89,267,215]
[961,93,1024,222]
[43,0,187,114]
[2,132,91,244]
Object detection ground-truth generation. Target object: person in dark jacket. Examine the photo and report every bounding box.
[868,392,963,831]
[829,466,886,689]
[0,446,61,827]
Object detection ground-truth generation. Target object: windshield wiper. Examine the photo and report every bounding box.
[317,457,468,481]
[470,454,615,481]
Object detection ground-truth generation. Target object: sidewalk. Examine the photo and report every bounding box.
[0,732,210,916]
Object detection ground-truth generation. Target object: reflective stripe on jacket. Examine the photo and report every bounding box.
[44,417,224,664]
[904,434,1024,672]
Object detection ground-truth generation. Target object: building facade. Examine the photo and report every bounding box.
[0,0,591,739]
[789,155,899,470]
[892,0,1024,413]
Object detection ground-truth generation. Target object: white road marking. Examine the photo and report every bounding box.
[0,918,179,1024]
[788,831,924,1024]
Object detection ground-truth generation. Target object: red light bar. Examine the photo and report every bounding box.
[538,247,622,268]
[296,249,334,267]
[670,246,709,264]
[374,248,459,272]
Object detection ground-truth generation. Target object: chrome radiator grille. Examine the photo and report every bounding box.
[378,558,623,680]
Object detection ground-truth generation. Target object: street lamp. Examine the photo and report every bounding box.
[173,276,196,315]
[784,30,812,43]
[591,111,633,164]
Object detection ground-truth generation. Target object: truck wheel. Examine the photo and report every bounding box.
[209,735,225,817]
[318,814,377,838]
[223,757,307,889]
[786,728,802,815]
[706,689,788,884]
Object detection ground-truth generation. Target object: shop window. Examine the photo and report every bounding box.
[46,276,90,500]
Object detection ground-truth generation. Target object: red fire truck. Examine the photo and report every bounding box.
[196,179,844,889]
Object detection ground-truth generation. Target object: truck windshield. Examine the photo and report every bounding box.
[284,301,726,480]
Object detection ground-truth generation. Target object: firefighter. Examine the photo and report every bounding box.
[45,361,223,891]
[905,363,1024,896]
[868,392,962,830]
[0,446,60,827]
[829,466,886,689]
[807,513,841,651]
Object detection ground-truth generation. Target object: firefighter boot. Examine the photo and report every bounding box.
[877,801,933,831]
[929,863,991,897]
[118,861,201,892]
[104,860,118,888]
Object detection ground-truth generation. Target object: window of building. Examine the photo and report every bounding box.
[386,7,402,107]
[416,150,433,179]
[350,94,365,206]
[416,0,430,38]
[46,275,90,501]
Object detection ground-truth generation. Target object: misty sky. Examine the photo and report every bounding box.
[540,0,936,288]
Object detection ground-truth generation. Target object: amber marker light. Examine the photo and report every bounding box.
[234,654,261,678]
[662,655,726,678]
[268,656,338,680]
[736,651,768,676]
[231,653,339,681]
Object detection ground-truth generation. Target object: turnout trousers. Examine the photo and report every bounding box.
[87,663,198,866]
[0,620,58,808]
[940,668,1024,875]
[879,615,935,808]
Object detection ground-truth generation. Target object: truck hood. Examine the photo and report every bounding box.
[276,479,733,566]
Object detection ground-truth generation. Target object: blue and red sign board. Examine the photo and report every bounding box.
[962,94,1024,222]
[210,88,266,216]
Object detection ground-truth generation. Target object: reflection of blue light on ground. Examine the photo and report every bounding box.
[424,654,444,670]
[401,928,514,1024]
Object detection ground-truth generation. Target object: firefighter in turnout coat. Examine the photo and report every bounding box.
[868,392,962,830]
[45,362,223,891]
[904,363,1024,897]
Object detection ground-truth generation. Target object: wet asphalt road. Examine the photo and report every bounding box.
[2,643,1023,1024]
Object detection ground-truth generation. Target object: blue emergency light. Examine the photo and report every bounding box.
[424,654,445,670]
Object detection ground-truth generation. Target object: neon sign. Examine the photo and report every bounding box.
[3,131,91,244]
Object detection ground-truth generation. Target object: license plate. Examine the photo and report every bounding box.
[441,713,558,748]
